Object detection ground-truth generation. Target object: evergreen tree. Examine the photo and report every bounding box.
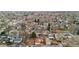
[34,19,37,22]
[30,31,36,38]
[0,31,6,35]
[47,23,50,31]
[37,19,39,23]
[77,29,79,35]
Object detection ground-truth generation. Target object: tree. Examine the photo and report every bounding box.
[34,19,40,24]
[47,23,50,31]
[0,31,6,35]
[77,29,79,35]
[37,19,40,25]
[37,19,39,22]
[34,19,37,22]
[73,20,76,24]
[30,31,37,45]
[30,31,36,38]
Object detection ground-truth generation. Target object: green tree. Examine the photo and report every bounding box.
[0,31,6,35]
[34,19,37,22]
[30,31,36,38]
[37,19,39,22]
[77,30,79,35]
[47,23,50,31]
[34,19,40,24]
[37,19,40,25]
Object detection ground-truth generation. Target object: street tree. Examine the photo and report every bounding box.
[30,31,37,38]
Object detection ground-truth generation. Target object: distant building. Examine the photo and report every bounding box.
[48,33,55,40]
[0,35,22,44]
[46,38,51,45]
[63,32,72,39]
[11,35,22,43]
[35,38,44,45]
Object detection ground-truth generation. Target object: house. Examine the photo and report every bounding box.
[35,38,44,45]
[46,38,51,45]
[23,38,45,46]
[0,35,8,43]
[23,38,35,46]
[55,33,63,40]
[13,36,22,43]
[0,35,23,44]
[42,30,49,36]
[63,32,72,39]
[48,33,55,40]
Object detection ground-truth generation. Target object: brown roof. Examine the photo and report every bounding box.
[23,38,46,46]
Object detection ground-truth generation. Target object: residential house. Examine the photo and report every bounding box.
[35,38,44,45]
[48,33,55,40]
[12,36,22,43]
[63,32,72,39]
[46,38,51,45]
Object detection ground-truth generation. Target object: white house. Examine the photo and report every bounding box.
[13,36,22,43]
[46,38,51,45]
[48,33,54,40]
